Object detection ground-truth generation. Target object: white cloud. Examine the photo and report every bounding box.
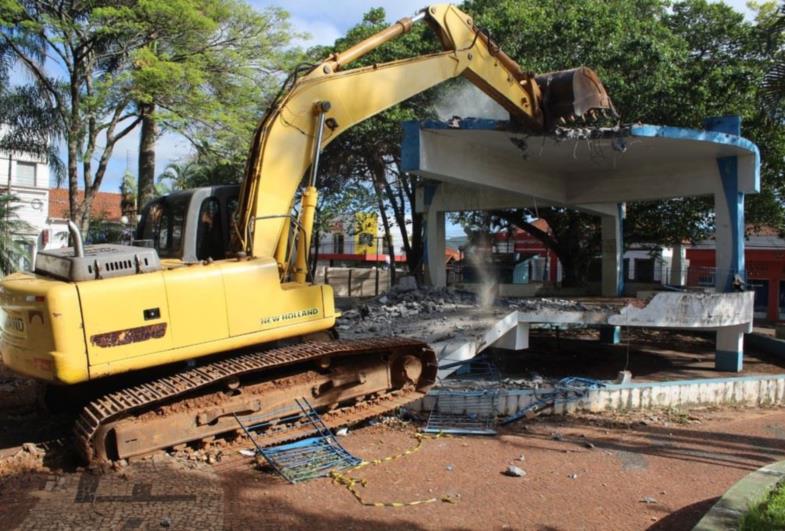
[289,16,342,48]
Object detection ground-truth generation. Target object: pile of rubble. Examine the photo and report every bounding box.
[0,442,47,476]
[336,276,625,342]
[336,279,482,338]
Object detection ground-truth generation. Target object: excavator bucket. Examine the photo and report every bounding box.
[535,66,617,130]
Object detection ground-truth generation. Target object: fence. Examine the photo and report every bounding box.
[314,266,394,297]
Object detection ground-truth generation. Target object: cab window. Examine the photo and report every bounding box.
[196,198,225,260]
[139,195,189,259]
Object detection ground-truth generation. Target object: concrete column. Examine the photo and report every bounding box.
[670,244,686,286]
[600,204,623,297]
[714,161,745,292]
[716,324,746,372]
[706,116,747,372]
[600,204,624,344]
[425,195,446,288]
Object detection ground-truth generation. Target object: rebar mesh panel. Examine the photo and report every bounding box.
[235,398,361,483]
[424,390,498,435]
[260,436,362,483]
[500,377,604,425]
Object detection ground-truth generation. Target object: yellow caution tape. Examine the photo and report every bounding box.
[330,432,456,508]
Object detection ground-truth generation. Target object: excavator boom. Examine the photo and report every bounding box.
[236,4,615,272]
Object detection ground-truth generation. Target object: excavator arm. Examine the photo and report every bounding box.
[236,3,614,279]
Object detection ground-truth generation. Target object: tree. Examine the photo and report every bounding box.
[0,0,296,235]
[128,0,297,207]
[0,1,157,233]
[458,0,785,284]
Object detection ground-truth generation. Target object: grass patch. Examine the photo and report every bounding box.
[740,479,785,530]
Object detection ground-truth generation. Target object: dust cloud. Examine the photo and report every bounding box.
[432,79,508,121]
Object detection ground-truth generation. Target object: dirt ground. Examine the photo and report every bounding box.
[2,404,785,530]
[3,324,785,529]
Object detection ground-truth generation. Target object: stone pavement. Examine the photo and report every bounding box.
[17,457,223,530]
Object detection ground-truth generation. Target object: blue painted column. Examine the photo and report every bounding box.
[707,116,746,371]
[600,203,625,344]
[422,182,446,287]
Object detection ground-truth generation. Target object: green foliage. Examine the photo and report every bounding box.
[0,0,296,232]
[157,156,242,195]
[740,479,785,530]
[0,193,34,274]
[129,1,300,161]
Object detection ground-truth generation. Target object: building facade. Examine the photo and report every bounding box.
[0,148,51,269]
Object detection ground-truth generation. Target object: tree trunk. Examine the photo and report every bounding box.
[408,210,423,283]
[369,174,396,285]
[137,103,158,209]
[67,134,79,224]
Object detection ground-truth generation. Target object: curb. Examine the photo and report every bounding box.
[693,460,785,530]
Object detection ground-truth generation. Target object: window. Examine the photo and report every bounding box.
[196,198,225,260]
[332,233,345,254]
[15,162,36,187]
[750,279,769,318]
[634,258,655,282]
[138,195,189,258]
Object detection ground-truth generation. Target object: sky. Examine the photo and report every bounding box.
[46,0,755,204]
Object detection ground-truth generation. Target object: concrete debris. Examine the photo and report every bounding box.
[504,465,526,477]
[0,443,47,476]
[22,442,41,455]
[640,496,657,504]
[239,449,256,457]
[395,276,418,293]
[446,464,454,471]
[552,124,627,141]
[568,473,578,480]
[335,427,349,437]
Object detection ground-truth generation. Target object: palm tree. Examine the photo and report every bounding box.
[157,160,203,194]
[0,194,34,275]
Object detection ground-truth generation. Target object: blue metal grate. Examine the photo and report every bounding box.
[500,377,605,425]
[424,389,499,435]
[234,398,361,483]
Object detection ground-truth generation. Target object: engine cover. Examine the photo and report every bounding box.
[35,244,162,282]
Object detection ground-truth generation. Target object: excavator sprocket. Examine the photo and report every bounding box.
[74,337,437,464]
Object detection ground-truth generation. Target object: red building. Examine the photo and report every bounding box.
[491,219,560,283]
[687,227,785,321]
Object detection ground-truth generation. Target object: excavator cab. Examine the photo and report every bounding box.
[135,185,240,264]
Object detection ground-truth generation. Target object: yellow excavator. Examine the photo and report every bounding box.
[0,4,614,463]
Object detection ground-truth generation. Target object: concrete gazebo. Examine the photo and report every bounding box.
[400,116,759,371]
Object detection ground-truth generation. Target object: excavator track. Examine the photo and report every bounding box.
[74,337,436,464]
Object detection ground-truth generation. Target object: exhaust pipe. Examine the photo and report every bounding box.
[67,220,84,258]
